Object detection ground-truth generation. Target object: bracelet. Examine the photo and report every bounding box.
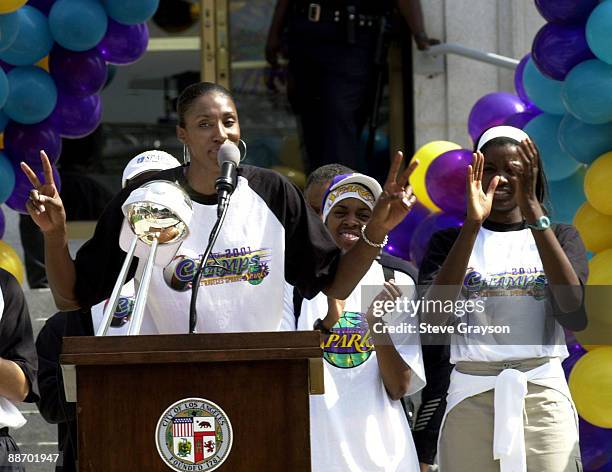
[313,318,333,335]
[360,225,388,249]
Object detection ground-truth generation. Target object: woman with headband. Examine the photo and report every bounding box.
[419,126,587,472]
[283,173,426,471]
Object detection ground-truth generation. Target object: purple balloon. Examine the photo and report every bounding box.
[426,149,473,216]
[410,213,463,267]
[515,53,532,104]
[579,418,612,472]
[50,92,102,138]
[562,346,586,378]
[97,20,148,65]
[468,92,527,143]
[503,109,542,129]
[0,208,4,239]
[535,0,599,24]
[0,59,14,73]
[27,0,56,15]
[3,119,62,167]
[385,201,431,261]
[49,46,108,97]
[5,162,61,214]
[532,23,595,81]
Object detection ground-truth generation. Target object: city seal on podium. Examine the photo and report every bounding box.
[155,397,233,471]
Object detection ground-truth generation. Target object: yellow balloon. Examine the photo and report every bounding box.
[573,202,612,253]
[585,151,612,216]
[409,141,461,212]
[584,249,612,328]
[576,315,612,350]
[278,135,305,173]
[271,165,306,189]
[569,347,612,428]
[588,249,612,285]
[36,56,49,72]
[0,241,25,285]
[0,0,26,13]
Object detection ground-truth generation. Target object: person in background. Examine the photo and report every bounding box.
[265,0,438,175]
[35,150,181,472]
[420,126,587,471]
[0,268,39,472]
[282,172,426,471]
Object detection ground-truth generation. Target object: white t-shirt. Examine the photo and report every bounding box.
[73,165,340,334]
[283,262,425,472]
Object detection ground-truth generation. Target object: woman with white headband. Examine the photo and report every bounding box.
[284,173,426,471]
[419,126,587,472]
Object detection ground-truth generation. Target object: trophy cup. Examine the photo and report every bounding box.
[96,180,193,336]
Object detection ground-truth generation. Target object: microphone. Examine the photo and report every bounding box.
[215,141,240,217]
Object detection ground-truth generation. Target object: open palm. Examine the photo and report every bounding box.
[21,151,66,235]
[467,151,499,223]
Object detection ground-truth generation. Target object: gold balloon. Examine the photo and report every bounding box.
[583,249,612,329]
[271,165,306,189]
[573,202,612,253]
[0,240,25,285]
[409,141,461,212]
[588,249,612,285]
[0,0,26,14]
[585,151,612,215]
[569,347,612,428]
[576,314,612,348]
[36,56,49,72]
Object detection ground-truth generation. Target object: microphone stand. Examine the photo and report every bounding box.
[188,196,231,334]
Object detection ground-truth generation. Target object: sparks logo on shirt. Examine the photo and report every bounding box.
[464,267,547,300]
[321,311,374,369]
[163,247,271,291]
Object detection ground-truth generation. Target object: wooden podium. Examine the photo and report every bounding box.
[60,331,323,472]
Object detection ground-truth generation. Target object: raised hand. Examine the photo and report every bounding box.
[369,151,419,234]
[511,139,541,215]
[21,151,66,236]
[466,151,500,223]
[366,280,402,323]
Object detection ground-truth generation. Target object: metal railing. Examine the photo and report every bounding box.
[425,42,519,70]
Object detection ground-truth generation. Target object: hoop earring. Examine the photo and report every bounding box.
[238,139,247,162]
[183,144,191,164]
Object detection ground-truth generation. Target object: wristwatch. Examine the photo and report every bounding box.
[313,318,333,335]
[527,215,551,231]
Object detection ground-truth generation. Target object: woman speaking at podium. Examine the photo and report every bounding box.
[20,82,419,335]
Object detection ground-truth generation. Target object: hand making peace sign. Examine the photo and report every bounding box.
[369,151,419,233]
[20,151,67,236]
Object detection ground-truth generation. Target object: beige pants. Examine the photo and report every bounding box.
[439,360,582,472]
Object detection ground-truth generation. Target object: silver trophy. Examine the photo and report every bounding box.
[96,180,193,336]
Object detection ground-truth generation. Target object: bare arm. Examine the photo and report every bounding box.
[0,358,29,403]
[265,0,291,66]
[513,141,585,327]
[423,152,498,325]
[366,282,412,400]
[21,153,80,310]
[396,0,438,50]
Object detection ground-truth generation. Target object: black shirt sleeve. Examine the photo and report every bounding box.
[550,224,589,331]
[241,166,341,299]
[0,269,39,403]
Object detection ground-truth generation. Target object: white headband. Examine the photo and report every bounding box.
[476,126,530,151]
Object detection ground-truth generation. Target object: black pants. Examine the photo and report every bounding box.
[0,430,25,472]
[287,20,378,174]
